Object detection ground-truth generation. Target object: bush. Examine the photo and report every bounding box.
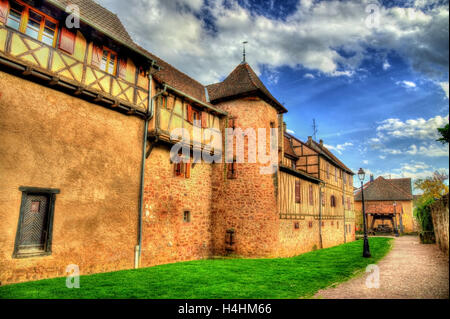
[414,198,436,244]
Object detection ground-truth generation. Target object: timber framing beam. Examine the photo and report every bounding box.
[0,55,147,119]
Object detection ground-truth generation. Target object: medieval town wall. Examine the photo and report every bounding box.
[0,71,142,284]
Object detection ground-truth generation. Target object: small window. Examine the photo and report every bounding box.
[13,187,59,258]
[294,222,300,229]
[334,167,337,182]
[309,185,314,206]
[308,221,313,228]
[295,180,301,204]
[331,195,336,207]
[326,163,330,179]
[321,191,325,206]
[6,1,24,31]
[227,159,237,179]
[183,211,191,223]
[100,48,118,75]
[322,221,325,227]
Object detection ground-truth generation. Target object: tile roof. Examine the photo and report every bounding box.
[206,63,288,113]
[284,135,299,159]
[137,46,208,103]
[48,0,157,64]
[355,176,413,201]
[305,139,354,175]
[366,203,403,214]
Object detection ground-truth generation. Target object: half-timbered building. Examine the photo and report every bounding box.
[0,0,355,284]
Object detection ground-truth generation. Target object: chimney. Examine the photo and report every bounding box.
[370,174,374,182]
[283,122,287,133]
[319,139,323,146]
[307,136,312,143]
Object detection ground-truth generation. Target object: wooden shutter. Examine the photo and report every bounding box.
[0,0,8,24]
[295,180,301,203]
[91,44,103,68]
[118,57,127,79]
[58,27,76,54]
[186,104,193,123]
[227,162,237,179]
[185,163,191,178]
[201,111,208,128]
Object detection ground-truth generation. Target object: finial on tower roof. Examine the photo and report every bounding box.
[242,41,248,63]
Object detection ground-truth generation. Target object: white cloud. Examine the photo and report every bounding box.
[396,80,417,89]
[383,60,391,70]
[406,143,449,157]
[363,160,369,165]
[286,129,296,135]
[379,155,386,159]
[376,114,449,140]
[324,142,353,154]
[381,148,403,155]
[96,0,449,84]
[379,162,449,181]
[441,82,449,99]
[304,73,315,79]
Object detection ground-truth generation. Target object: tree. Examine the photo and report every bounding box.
[414,171,449,205]
[437,123,449,144]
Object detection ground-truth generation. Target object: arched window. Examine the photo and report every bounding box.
[330,195,336,207]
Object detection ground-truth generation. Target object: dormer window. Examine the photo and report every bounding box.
[5,1,58,47]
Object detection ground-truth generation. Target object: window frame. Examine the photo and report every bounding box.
[99,46,118,76]
[6,0,59,47]
[13,186,59,259]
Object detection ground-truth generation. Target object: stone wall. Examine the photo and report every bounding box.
[430,195,449,255]
[0,70,143,285]
[141,145,214,266]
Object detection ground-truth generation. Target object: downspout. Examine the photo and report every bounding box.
[135,68,167,268]
[319,182,323,249]
[343,172,346,243]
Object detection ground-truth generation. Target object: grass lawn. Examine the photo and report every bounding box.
[0,237,392,299]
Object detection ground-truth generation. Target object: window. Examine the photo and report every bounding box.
[335,167,337,182]
[183,211,191,223]
[294,222,300,229]
[100,47,117,75]
[309,185,314,206]
[295,180,301,203]
[308,221,313,228]
[331,195,336,207]
[13,186,59,258]
[326,163,330,179]
[321,191,325,206]
[347,197,351,210]
[173,156,191,178]
[343,172,347,184]
[227,159,237,179]
[291,160,296,170]
[6,1,58,47]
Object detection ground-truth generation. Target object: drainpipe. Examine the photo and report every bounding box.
[343,172,346,243]
[135,68,167,268]
[319,183,323,249]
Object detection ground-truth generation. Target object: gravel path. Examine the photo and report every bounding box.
[315,236,449,299]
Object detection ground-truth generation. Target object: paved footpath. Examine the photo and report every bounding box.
[315,236,449,299]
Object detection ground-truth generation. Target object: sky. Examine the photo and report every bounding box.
[97,0,449,191]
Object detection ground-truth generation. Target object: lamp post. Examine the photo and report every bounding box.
[358,168,371,258]
[393,201,399,237]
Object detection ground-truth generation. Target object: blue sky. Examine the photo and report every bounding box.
[97,0,449,191]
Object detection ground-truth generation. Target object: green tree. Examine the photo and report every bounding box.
[437,123,449,144]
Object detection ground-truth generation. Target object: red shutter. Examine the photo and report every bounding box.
[295,180,301,203]
[0,0,8,24]
[58,27,76,54]
[187,104,193,123]
[118,57,127,79]
[201,111,208,128]
[91,45,103,68]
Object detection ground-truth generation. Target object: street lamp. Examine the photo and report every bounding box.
[358,168,371,258]
[393,202,399,237]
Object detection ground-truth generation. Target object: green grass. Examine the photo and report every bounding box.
[0,237,392,299]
